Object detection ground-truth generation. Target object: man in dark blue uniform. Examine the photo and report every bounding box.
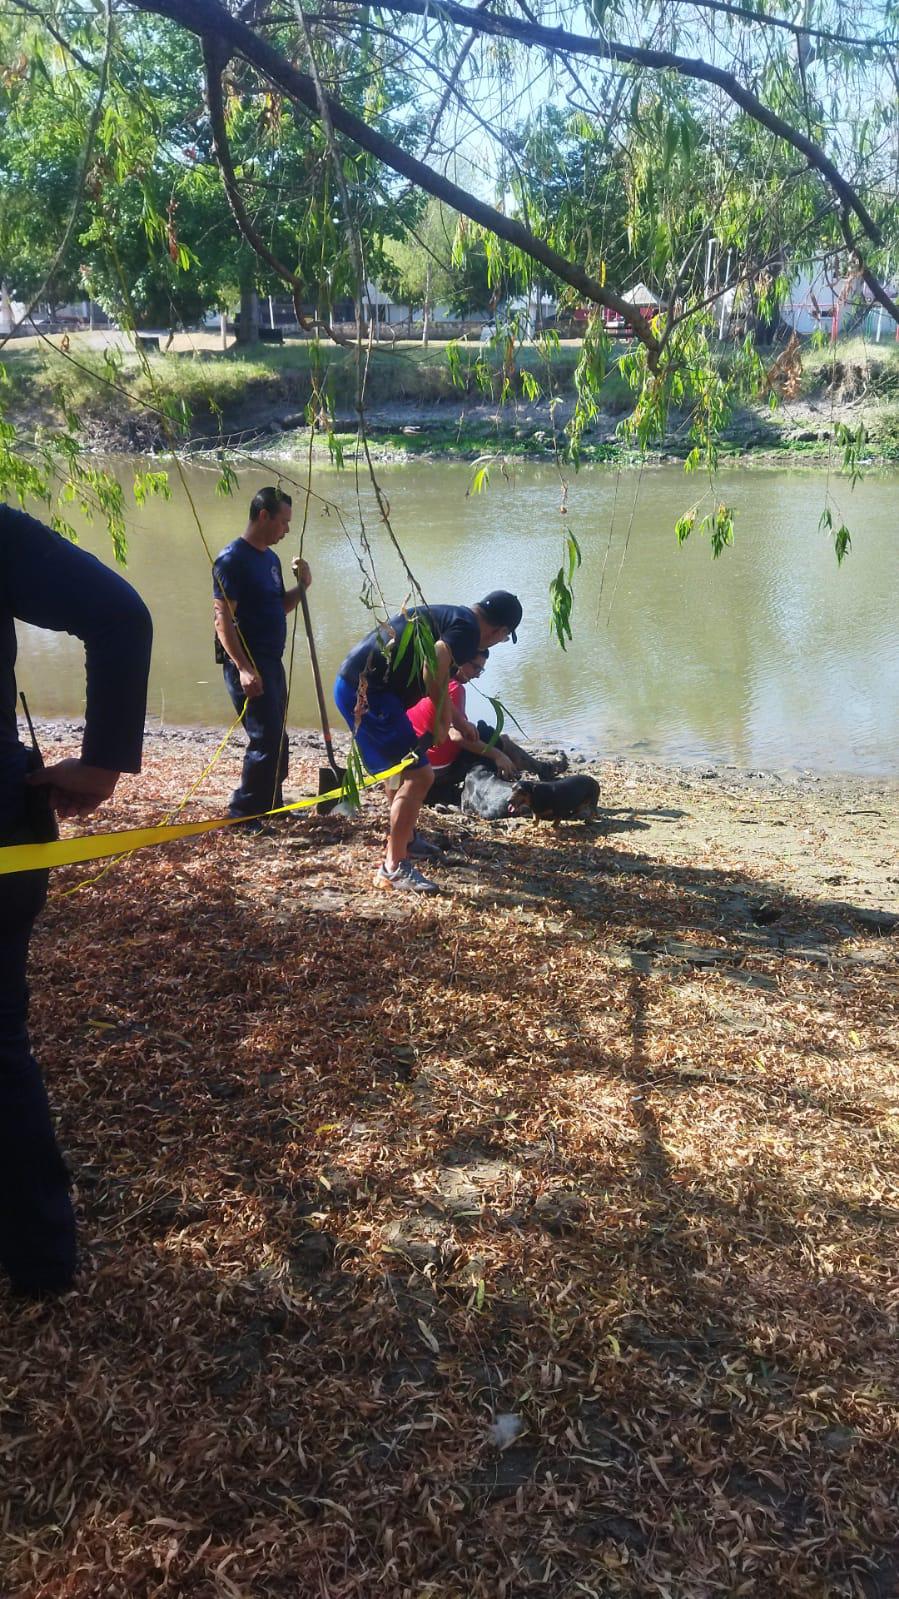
[213,487,311,822]
[0,503,152,1296]
[335,591,522,893]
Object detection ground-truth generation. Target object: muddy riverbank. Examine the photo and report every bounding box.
[6,717,897,1598]
[32,719,899,923]
[5,332,899,464]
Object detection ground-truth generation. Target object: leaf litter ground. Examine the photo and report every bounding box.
[2,733,897,1598]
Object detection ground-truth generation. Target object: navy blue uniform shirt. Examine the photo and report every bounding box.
[213,538,286,661]
[337,604,481,708]
[0,504,153,831]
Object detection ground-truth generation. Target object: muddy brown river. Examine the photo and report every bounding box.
[15,458,899,774]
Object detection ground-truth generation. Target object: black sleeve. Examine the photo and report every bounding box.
[212,547,236,602]
[0,506,153,773]
[440,611,481,667]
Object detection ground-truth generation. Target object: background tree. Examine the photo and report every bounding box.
[0,7,418,338]
[386,199,494,340]
[1,0,897,563]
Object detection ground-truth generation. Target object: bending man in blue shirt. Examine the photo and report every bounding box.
[335,591,522,893]
[212,487,311,823]
[0,504,152,1297]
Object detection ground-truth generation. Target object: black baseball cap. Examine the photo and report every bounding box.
[478,590,523,642]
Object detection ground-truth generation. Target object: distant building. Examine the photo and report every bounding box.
[600,281,663,336]
[781,258,897,340]
[0,286,109,334]
[781,261,844,335]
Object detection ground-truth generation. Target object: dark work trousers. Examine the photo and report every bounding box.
[223,655,289,817]
[0,845,76,1291]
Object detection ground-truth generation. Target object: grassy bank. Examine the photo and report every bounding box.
[3,732,897,1597]
[3,331,899,462]
[2,334,609,419]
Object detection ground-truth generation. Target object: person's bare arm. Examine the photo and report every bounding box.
[423,640,453,744]
[283,556,312,614]
[451,703,478,740]
[213,597,263,699]
[448,724,517,777]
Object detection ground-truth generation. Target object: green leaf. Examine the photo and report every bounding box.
[467,462,490,496]
[391,617,416,672]
[565,531,582,581]
[132,468,170,506]
[216,459,239,498]
[675,510,696,544]
[481,695,506,743]
[549,566,574,649]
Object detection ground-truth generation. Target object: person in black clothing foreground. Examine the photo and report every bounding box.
[0,504,152,1297]
[212,487,311,823]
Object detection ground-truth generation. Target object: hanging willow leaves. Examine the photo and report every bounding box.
[549,530,582,649]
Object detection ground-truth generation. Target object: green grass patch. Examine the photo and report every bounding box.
[1,334,629,429]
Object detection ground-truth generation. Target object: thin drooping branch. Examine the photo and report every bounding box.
[355,0,883,247]
[202,35,356,343]
[667,0,899,52]
[123,0,664,354]
[354,14,533,220]
[199,35,315,321]
[419,0,491,165]
[9,0,97,70]
[0,0,113,352]
[202,35,307,314]
[291,0,366,295]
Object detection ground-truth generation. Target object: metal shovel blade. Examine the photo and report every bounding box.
[317,764,346,816]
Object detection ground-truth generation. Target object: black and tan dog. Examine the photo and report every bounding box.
[508,773,600,823]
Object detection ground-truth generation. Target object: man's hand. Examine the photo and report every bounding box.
[291,556,312,590]
[239,666,264,701]
[27,759,120,819]
[490,749,518,780]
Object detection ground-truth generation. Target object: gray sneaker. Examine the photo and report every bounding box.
[374,860,439,895]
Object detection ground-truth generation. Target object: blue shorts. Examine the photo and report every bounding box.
[333,675,429,776]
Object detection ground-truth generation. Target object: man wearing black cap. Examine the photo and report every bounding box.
[334,591,522,892]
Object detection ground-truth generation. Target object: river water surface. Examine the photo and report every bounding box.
[15,458,899,775]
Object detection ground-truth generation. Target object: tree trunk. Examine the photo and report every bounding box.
[237,276,260,344]
[422,262,431,347]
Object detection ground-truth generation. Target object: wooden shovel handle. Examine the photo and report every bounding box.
[299,588,340,772]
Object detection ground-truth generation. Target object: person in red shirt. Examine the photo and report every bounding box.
[407,651,518,780]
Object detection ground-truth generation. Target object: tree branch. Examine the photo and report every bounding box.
[201,35,355,342]
[667,0,899,53]
[352,0,883,245]
[123,0,663,355]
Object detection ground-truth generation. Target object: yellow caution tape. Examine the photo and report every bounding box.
[0,758,413,877]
